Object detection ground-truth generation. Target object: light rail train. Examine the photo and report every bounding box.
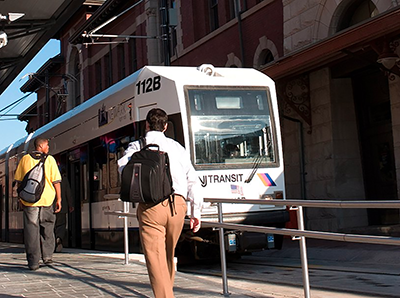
[0,65,289,259]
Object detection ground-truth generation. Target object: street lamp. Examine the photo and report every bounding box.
[377,40,400,70]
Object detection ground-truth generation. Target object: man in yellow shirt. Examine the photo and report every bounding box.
[14,137,62,270]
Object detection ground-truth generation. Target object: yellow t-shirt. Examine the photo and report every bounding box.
[14,153,62,207]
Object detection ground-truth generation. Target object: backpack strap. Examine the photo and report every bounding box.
[41,154,48,162]
[142,144,160,151]
[138,137,146,149]
[168,195,177,217]
[29,152,48,162]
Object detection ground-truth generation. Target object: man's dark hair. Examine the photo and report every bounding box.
[146,108,168,131]
[34,137,48,150]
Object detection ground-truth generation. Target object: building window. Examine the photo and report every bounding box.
[169,0,178,56]
[38,104,44,127]
[129,36,137,74]
[117,44,126,80]
[68,48,81,110]
[259,49,274,67]
[95,61,102,93]
[336,0,378,32]
[56,87,66,117]
[170,27,177,56]
[73,60,81,108]
[228,0,235,20]
[210,0,219,31]
[50,94,57,121]
[229,0,247,19]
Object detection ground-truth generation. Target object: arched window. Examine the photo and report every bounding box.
[335,0,378,33]
[73,59,81,108]
[258,49,274,67]
[253,36,278,69]
[67,47,81,110]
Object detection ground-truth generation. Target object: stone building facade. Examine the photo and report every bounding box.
[21,0,400,232]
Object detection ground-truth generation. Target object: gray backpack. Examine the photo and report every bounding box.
[17,153,48,203]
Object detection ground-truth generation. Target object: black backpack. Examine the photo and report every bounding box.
[120,140,174,204]
[17,153,48,203]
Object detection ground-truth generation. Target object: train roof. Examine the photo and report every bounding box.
[0,65,274,156]
[145,65,274,86]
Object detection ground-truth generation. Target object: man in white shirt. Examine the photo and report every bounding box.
[118,108,202,298]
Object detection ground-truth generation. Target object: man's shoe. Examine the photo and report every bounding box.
[29,264,39,271]
[43,258,53,265]
[55,238,63,253]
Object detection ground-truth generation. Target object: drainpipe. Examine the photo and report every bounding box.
[160,0,171,66]
[234,0,245,67]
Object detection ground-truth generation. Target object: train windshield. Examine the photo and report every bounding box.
[186,87,277,167]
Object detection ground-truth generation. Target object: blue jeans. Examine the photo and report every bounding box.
[23,205,55,266]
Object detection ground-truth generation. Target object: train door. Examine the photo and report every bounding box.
[68,146,91,248]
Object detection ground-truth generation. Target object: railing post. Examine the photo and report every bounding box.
[123,201,129,265]
[217,202,230,296]
[295,205,310,298]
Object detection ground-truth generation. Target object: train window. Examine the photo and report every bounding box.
[194,94,203,111]
[109,152,119,189]
[93,145,107,201]
[256,95,265,110]
[8,156,22,211]
[136,119,176,140]
[186,87,277,168]
[215,96,243,109]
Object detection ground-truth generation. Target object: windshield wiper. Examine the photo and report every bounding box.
[245,154,264,183]
[245,126,271,183]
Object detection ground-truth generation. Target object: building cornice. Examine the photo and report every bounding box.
[262,7,400,80]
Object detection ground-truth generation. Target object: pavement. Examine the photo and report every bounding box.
[0,239,397,298]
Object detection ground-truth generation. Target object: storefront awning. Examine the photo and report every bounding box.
[0,0,85,97]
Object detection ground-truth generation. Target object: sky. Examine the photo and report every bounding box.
[0,39,60,152]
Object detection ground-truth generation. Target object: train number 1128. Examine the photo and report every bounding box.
[136,76,161,95]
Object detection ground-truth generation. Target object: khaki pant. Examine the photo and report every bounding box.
[137,195,187,298]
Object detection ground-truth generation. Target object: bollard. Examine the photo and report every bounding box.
[217,202,230,296]
[123,201,129,265]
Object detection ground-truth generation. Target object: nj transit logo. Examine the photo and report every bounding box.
[257,173,276,186]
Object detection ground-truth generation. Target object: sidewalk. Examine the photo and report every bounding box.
[0,242,371,298]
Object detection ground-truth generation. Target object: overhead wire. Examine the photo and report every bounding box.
[0,92,33,120]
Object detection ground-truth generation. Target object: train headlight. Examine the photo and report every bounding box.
[274,191,284,199]
[260,194,273,200]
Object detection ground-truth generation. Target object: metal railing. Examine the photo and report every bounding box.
[105,198,400,297]
[104,202,135,265]
[202,198,400,298]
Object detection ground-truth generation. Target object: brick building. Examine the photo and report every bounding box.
[20,0,400,232]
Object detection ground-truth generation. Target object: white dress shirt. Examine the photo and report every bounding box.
[118,131,202,220]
